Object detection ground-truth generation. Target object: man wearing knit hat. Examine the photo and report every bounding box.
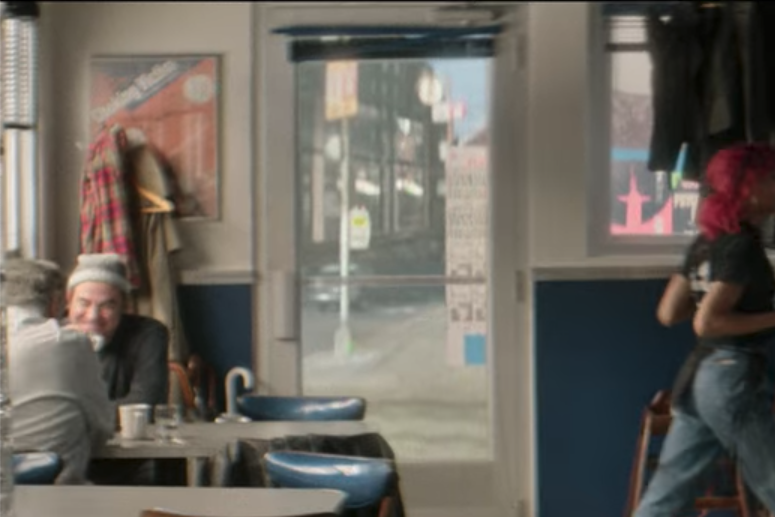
[66,253,169,407]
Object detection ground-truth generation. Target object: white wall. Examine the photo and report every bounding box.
[40,1,676,281]
[527,2,592,267]
[41,1,254,281]
[526,3,679,275]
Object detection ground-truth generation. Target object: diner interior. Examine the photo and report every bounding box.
[0,1,759,517]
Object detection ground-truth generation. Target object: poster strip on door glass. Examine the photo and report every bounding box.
[445,146,488,368]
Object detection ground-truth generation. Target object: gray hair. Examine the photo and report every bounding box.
[2,258,65,309]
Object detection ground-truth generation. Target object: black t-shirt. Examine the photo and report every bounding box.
[681,222,775,347]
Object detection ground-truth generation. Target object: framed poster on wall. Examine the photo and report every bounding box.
[89,54,221,220]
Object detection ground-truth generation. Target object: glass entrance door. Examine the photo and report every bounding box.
[297,57,491,462]
[257,4,529,514]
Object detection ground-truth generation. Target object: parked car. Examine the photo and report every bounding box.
[304,263,371,312]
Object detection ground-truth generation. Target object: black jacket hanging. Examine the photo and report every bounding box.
[646,4,703,176]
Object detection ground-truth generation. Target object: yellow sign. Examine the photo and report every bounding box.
[349,206,371,250]
[325,61,359,121]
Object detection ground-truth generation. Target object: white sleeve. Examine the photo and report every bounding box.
[60,330,116,446]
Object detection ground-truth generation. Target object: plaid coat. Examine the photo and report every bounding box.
[79,125,141,288]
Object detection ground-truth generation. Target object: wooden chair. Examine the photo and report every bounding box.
[168,361,196,409]
[624,390,753,517]
[167,354,219,421]
[187,354,218,420]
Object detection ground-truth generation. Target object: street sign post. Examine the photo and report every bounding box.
[325,61,359,358]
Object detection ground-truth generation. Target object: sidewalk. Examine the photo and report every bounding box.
[303,304,491,461]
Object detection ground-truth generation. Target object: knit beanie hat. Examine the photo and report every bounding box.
[67,253,132,294]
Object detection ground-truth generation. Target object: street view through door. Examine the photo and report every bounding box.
[295,57,492,462]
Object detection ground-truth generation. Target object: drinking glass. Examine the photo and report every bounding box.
[154,404,183,444]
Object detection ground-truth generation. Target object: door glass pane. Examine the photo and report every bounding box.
[296,58,491,462]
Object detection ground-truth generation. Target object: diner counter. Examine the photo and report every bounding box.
[13,485,346,517]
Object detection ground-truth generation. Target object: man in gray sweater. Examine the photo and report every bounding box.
[6,258,115,484]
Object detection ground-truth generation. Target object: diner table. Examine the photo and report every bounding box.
[12,485,346,517]
[94,420,373,487]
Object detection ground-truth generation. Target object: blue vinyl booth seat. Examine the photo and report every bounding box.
[13,452,62,485]
[262,451,395,510]
[236,396,366,421]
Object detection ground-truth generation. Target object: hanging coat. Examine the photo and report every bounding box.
[125,142,189,365]
[79,125,142,288]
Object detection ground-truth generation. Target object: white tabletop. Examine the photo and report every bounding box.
[13,485,345,517]
[95,420,372,460]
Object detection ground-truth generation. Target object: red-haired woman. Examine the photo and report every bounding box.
[636,143,775,515]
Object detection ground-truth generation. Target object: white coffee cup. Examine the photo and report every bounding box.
[119,404,152,440]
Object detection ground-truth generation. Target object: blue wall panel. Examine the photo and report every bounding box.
[535,278,694,517]
[177,284,253,411]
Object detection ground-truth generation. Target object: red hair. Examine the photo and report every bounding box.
[697,143,775,240]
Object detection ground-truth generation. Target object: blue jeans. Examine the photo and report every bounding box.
[635,347,775,516]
